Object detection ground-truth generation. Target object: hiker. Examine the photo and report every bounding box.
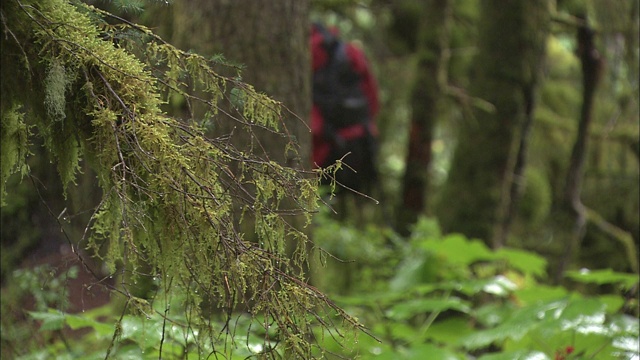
[311,22,380,195]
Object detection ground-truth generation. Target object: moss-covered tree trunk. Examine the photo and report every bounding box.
[436,0,549,248]
[168,1,311,168]
[396,0,451,235]
[161,1,313,288]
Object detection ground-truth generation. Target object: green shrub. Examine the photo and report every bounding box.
[6,217,639,359]
[314,217,639,359]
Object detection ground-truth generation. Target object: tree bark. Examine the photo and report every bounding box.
[435,0,549,248]
[396,0,451,235]
[170,1,311,168]
[161,2,314,289]
[556,22,604,281]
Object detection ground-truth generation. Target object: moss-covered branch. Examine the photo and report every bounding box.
[1,0,363,357]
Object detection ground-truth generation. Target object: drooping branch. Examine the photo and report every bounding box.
[0,0,369,356]
[583,207,639,274]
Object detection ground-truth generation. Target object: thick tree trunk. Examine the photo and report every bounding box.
[170,1,311,167]
[396,0,451,235]
[163,2,314,290]
[435,0,548,248]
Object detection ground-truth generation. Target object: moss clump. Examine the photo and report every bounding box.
[0,105,30,205]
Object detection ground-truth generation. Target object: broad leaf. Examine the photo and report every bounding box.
[65,313,114,336]
[424,317,475,344]
[478,350,550,360]
[565,269,639,290]
[420,234,495,266]
[29,310,65,331]
[495,248,547,278]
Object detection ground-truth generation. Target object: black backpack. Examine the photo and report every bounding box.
[313,24,377,193]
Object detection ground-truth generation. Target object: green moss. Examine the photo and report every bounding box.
[1,0,358,356]
[0,105,30,205]
[44,58,71,122]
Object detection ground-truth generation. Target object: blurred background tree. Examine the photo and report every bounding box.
[310,0,638,275]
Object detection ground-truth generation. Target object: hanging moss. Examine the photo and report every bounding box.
[0,0,365,357]
[44,58,72,123]
[0,105,30,205]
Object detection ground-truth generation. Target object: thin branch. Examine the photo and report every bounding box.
[584,206,639,274]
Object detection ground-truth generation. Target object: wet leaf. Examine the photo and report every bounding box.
[565,269,639,290]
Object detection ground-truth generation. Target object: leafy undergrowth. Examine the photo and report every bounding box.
[4,274,285,360]
[2,217,638,359]
[312,217,639,360]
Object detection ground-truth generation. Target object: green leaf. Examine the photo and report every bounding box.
[386,297,471,320]
[441,280,485,296]
[514,284,569,305]
[389,252,438,291]
[474,302,516,328]
[596,294,625,314]
[608,314,639,335]
[29,310,66,331]
[407,343,463,359]
[495,248,547,278]
[421,234,495,267]
[502,307,638,359]
[435,277,516,297]
[612,336,640,355]
[565,269,639,290]
[113,344,145,360]
[556,298,607,335]
[387,322,421,341]
[478,350,551,360]
[460,323,531,350]
[119,315,164,349]
[409,217,442,241]
[65,313,114,336]
[460,299,568,349]
[424,317,475,344]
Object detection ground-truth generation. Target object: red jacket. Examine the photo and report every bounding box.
[311,26,379,168]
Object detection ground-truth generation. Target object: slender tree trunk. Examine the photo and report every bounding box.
[436,0,549,248]
[396,0,451,236]
[556,22,603,281]
[494,79,537,247]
